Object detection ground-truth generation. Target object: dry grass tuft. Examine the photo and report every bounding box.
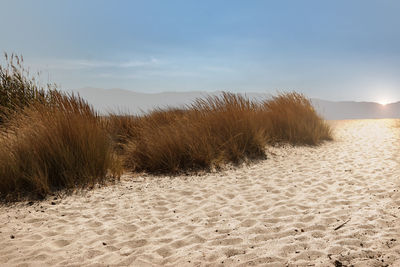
[104,108,188,153]
[0,53,332,198]
[0,62,122,200]
[121,93,267,173]
[114,92,331,174]
[0,53,54,124]
[264,92,332,145]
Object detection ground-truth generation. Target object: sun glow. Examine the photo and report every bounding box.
[376,96,392,106]
[378,100,390,106]
[375,94,394,106]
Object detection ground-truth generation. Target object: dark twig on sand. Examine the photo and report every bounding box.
[334,218,351,231]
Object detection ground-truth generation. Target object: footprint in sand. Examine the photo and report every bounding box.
[53,239,70,248]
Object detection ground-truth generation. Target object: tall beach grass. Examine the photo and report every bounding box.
[0,92,122,200]
[111,92,332,174]
[118,93,268,173]
[264,92,332,145]
[0,53,332,199]
[0,55,121,200]
[0,53,52,124]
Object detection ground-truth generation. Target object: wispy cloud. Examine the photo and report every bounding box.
[32,57,161,71]
[97,69,203,80]
[95,62,235,80]
[202,66,234,73]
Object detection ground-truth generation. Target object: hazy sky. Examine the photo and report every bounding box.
[1,0,400,103]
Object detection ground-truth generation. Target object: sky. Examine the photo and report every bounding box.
[1,0,400,103]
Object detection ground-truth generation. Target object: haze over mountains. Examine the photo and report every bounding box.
[71,87,400,120]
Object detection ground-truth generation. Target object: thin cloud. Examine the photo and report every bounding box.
[32,58,161,71]
[202,66,234,73]
[97,69,203,80]
[120,58,160,68]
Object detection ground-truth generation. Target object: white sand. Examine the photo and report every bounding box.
[1,119,400,266]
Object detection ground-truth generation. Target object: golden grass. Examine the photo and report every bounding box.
[112,92,332,174]
[117,94,265,173]
[0,92,122,200]
[0,53,332,199]
[264,92,332,145]
[0,53,52,124]
[104,108,188,153]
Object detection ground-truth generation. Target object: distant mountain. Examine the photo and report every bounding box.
[70,87,271,114]
[311,99,400,120]
[70,87,400,120]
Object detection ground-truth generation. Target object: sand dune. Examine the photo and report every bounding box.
[1,119,400,266]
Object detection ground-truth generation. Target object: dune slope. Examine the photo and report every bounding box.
[0,119,399,266]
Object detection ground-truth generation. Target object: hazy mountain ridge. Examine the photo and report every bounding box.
[70,88,271,114]
[311,99,400,120]
[71,87,400,120]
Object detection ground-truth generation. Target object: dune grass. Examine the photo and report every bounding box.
[0,56,122,200]
[264,92,332,145]
[104,108,188,153]
[111,92,332,174]
[0,92,122,200]
[0,53,52,124]
[117,93,266,173]
[0,53,332,199]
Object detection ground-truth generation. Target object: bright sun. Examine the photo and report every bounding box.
[377,99,390,106]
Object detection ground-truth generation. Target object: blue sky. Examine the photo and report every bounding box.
[1,0,400,102]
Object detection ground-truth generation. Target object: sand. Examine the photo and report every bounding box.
[1,119,400,266]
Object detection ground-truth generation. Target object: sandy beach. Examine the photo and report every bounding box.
[1,119,399,266]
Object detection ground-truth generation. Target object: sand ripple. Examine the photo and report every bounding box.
[1,119,400,266]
